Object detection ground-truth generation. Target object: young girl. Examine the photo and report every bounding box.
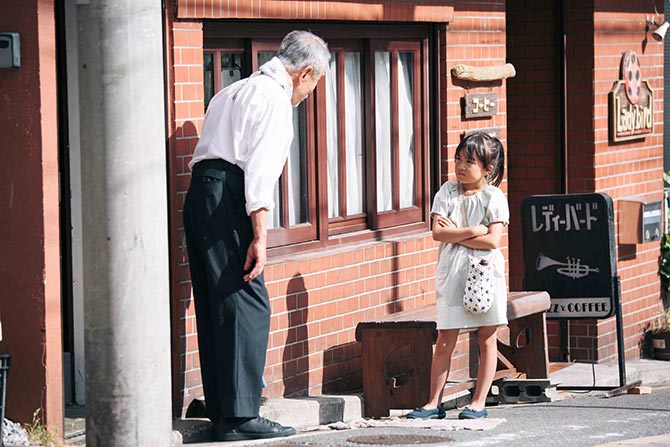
[407,132,509,420]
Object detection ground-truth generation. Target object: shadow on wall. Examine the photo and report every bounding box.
[169,119,199,417]
[283,274,310,397]
[321,341,362,395]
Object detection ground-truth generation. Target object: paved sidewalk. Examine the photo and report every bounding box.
[167,359,670,445]
[592,434,670,447]
[63,359,670,445]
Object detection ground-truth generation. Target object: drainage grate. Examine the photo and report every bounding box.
[347,434,453,445]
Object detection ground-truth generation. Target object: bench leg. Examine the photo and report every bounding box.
[359,326,434,418]
[498,313,549,379]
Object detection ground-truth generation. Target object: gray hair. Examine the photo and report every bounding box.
[277,30,330,78]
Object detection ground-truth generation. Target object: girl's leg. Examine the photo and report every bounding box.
[424,329,460,408]
[468,325,498,411]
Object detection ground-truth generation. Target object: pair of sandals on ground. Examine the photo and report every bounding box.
[406,404,487,420]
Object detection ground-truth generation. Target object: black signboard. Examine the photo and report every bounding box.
[521,193,617,319]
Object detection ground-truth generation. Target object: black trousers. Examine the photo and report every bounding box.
[183,159,271,422]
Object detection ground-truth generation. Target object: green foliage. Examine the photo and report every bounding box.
[659,171,670,309]
[660,232,670,279]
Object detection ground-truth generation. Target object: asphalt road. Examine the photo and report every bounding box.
[246,385,670,447]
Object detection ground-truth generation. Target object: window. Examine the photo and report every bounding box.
[203,24,432,253]
[203,49,244,108]
[326,43,366,235]
[369,41,423,229]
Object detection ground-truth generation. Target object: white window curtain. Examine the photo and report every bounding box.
[375,51,414,212]
[326,53,340,218]
[287,106,304,226]
[327,52,363,218]
[398,52,415,208]
[375,52,392,212]
[345,53,363,215]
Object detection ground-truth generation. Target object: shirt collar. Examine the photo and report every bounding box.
[258,56,293,101]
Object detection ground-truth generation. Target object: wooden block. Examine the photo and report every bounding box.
[627,386,652,395]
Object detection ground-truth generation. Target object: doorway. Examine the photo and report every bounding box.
[57,0,86,406]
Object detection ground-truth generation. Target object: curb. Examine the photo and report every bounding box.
[172,394,364,444]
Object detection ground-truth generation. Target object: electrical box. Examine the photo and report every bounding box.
[0,33,20,68]
[618,194,663,244]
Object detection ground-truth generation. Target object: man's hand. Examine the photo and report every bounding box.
[244,237,267,282]
[244,208,268,282]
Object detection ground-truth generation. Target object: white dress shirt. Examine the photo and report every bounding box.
[189,57,294,215]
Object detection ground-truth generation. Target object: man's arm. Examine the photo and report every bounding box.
[243,208,267,282]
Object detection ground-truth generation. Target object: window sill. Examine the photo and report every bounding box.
[267,222,432,265]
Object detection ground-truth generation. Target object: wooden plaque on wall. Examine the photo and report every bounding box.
[463,92,498,119]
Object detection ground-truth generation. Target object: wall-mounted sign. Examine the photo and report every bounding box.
[608,50,654,142]
[463,92,498,119]
[521,193,617,319]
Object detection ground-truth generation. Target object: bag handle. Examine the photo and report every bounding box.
[457,187,472,256]
[458,186,492,263]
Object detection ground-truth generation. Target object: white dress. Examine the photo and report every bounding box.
[431,181,510,330]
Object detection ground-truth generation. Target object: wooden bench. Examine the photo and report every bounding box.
[354,291,551,417]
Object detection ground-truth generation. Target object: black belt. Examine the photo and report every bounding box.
[192,158,243,177]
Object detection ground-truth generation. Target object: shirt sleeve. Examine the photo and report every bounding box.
[243,89,294,215]
[485,187,510,226]
[431,183,452,218]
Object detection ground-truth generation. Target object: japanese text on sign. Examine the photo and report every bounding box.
[521,193,616,319]
[472,97,494,113]
[530,202,599,233]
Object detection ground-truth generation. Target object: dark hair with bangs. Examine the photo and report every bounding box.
[455,132,505,187]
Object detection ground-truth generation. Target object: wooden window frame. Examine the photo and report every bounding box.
[202,23,434,255]
[203,48,245,107]
[322,41,369,236]
[367,40,425,230]
[251,40,318,247]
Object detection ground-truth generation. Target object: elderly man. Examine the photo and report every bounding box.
[184,31,330,441]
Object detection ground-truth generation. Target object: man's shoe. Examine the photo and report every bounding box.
[216,416,296,441]
[405,406,446,419]
[458,406,488,419]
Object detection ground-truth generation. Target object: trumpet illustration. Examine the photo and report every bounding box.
[536,253,599,279]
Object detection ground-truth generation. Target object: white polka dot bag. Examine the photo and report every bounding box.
[456,192,494,314]
[463,254,494,314]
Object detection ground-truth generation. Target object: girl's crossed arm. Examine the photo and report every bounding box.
[432,214,488,243]
[458,221,505,250]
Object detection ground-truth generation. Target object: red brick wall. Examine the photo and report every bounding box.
[506,0,563,359]
[166,0,508,415]
[176,0,454,21]
[168,20,206,413]
[263,237,437,396]
[506,0,665,363]
[590,1,664,362]
[0,0,63,429]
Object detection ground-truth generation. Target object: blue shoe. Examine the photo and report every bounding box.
[406,406,446,419]
[458,406,488,419]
